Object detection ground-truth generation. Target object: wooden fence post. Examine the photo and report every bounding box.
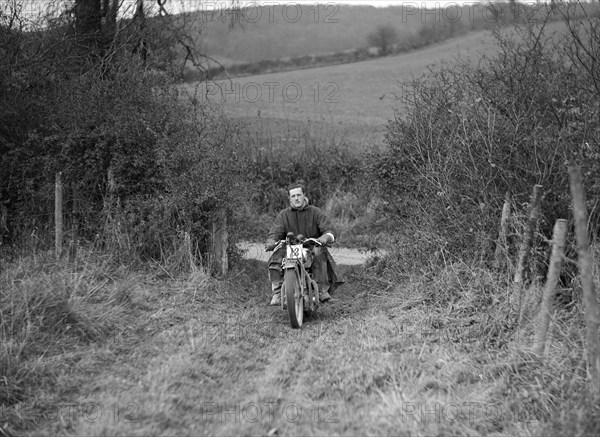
[212,208,228,276]
[513,184,543,334]
[55,172,63,258]
[533,219,567,355]
[183,231,199,273]
[514,185,543,284]
[494,191,512,272]
[568,165,600,391]
[68,182,79,264]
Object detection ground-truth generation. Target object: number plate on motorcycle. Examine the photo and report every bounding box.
[286,244,304,260]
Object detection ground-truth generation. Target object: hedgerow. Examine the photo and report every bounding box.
[0,1,249,265]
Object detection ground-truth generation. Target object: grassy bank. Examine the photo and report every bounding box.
[0,249,211,432]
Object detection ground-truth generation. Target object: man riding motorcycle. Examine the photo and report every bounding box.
[265,182,344,306]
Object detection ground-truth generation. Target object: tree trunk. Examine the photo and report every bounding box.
[75,0,102,45]
[134,0,147,64]
[102,0,119,44]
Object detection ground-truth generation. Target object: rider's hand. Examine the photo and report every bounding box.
[265,240,278,251]
[317,234,332,246]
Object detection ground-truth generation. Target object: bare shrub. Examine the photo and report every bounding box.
[376,2,600,268]
[367,24,399,56]
[0,1,250,266]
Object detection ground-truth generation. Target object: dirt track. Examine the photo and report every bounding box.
[237,242,385,266]
[17,255,558,436]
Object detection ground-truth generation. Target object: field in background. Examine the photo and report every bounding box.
[183,30,495,148]
[218,28,493,120]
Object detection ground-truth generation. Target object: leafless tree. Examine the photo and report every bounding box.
[367,24,398,56]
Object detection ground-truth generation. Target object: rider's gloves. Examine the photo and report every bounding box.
[317,234,333,245]
[265,239,278,251]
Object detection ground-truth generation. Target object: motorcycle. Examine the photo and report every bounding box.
[269,232,322,329]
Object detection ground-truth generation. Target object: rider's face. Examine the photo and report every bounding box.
[289,187,305,208]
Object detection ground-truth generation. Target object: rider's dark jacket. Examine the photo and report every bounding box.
[267,201,334,242]
[266,199,343,294]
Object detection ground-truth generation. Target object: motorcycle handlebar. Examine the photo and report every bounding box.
[303,238,323,246]
[265,236,323,252]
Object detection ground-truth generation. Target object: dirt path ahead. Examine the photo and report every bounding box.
[28,262,390,436]
[238,241,385,266]
[23,259,549,436]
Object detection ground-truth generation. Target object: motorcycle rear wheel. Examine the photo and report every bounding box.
[284,268,303,328]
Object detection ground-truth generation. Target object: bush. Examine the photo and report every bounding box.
[0,4,250,266]
[375,3,600,266]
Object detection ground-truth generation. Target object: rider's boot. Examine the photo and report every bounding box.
[320,290,331,302]
[319,285,331,302]
[270,292,281,306]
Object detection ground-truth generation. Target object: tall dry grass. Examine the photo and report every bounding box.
[0,241,221,434]
[362,237,600,436]
[1,251,129,402]
[0,249,151,431]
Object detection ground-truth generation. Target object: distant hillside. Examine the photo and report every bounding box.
[179,30,497,151]
[181,15,570,147]
[191,30,496,126]
[189,3,510,66]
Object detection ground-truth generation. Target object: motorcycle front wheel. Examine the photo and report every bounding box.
[284,268,303,328]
